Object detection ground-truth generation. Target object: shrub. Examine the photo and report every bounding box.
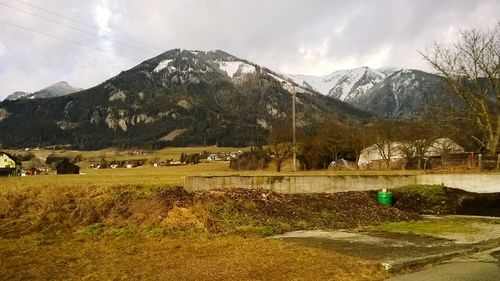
[230,148,270,170]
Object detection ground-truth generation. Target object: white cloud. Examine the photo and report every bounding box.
[93,0,112,33]
[0,44,5,57]
[363,46,392,68]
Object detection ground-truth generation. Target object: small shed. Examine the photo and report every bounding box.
[56,159,80,174]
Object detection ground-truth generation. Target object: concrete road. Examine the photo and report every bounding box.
[387,262,500,281]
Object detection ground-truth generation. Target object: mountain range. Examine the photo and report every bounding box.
[0,49,372,149]
[0,49,453,149]
[285,67,447,117]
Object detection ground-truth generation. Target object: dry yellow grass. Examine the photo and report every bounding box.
[0,158,428,191]
[0,162,231,189]
[0,148,419,281]
[0,234,388,281]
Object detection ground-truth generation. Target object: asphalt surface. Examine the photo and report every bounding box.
[386,262,500,281]
[275,230,477,270]
[276,216,500,277]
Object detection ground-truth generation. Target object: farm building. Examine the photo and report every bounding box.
[0,151,22,176]
[358,142,405,170]
[56,159,80,174]
[358,138,464,169]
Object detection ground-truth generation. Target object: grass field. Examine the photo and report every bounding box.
[0,233,388,281]
[2,146,496,280]
[0,152,402,281]
[1,144,428,190]
[0,178,393,281]
[1,163,428,190]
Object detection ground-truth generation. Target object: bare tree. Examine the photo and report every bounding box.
[299,135,327,170]
[321,120,351,163]
[347,124,372,165]
[366,120,401,170]
[397,119,439,169]
[268,125,293,172]
[422,26,499,155]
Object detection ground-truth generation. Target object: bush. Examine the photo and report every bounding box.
[230,148,270,170]
[13,152,35,161]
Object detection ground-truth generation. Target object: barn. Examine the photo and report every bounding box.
[56,159,80,174]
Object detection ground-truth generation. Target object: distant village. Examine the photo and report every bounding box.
[0,149,245,177]
[1,136,498,178]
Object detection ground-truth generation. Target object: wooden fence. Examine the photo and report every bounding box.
[426,152,500,170]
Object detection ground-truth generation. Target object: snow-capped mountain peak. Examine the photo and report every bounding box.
[149,49,312,95]
[286,66,386,103]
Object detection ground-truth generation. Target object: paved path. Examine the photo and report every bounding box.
[386,262,500,281]
[275,230,477,270]
[275,217,500,272]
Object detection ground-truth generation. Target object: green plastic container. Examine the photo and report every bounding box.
[377,191,393,206]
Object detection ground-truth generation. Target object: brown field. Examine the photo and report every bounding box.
[2,146,496,280]
[0,148,411,281]
[0,234,387,281]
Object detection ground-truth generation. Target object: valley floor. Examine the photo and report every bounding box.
[0,170,415,281]
[1,152,498,281]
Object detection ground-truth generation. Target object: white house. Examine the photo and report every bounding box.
[207,154,223,162]
[0,151,22,176]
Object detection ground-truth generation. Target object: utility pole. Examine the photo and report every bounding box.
[292,84,297,172]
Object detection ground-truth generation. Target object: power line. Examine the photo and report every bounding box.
[0,19,142,61]
[14,0,162,51]
[0,1,158,56]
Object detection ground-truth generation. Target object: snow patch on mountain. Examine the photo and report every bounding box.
[4,91,29,101]
[266,72,313,95]
[154,59,173,72]
[216,60,255,78]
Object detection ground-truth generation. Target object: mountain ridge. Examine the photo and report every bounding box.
[0,49,371,149]
[286,66,450,117]
[287,66,390,103]
[4,81,83,101]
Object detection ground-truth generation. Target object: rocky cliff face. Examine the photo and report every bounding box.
[288,67,455,118]
[352,69,448,118]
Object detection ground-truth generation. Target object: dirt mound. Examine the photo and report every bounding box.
[101,188,418,235]
[0,185,430,238]
[195,188,418,229]
[386,185,500,216]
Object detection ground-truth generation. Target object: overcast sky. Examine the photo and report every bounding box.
[0,0,498,99]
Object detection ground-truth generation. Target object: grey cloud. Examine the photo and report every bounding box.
[0,0,498,99]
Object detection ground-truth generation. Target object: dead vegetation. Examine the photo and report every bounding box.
[0,234,388,281]
[0,184,399,281]
[0,185,418,238]
[3,183,497,280]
